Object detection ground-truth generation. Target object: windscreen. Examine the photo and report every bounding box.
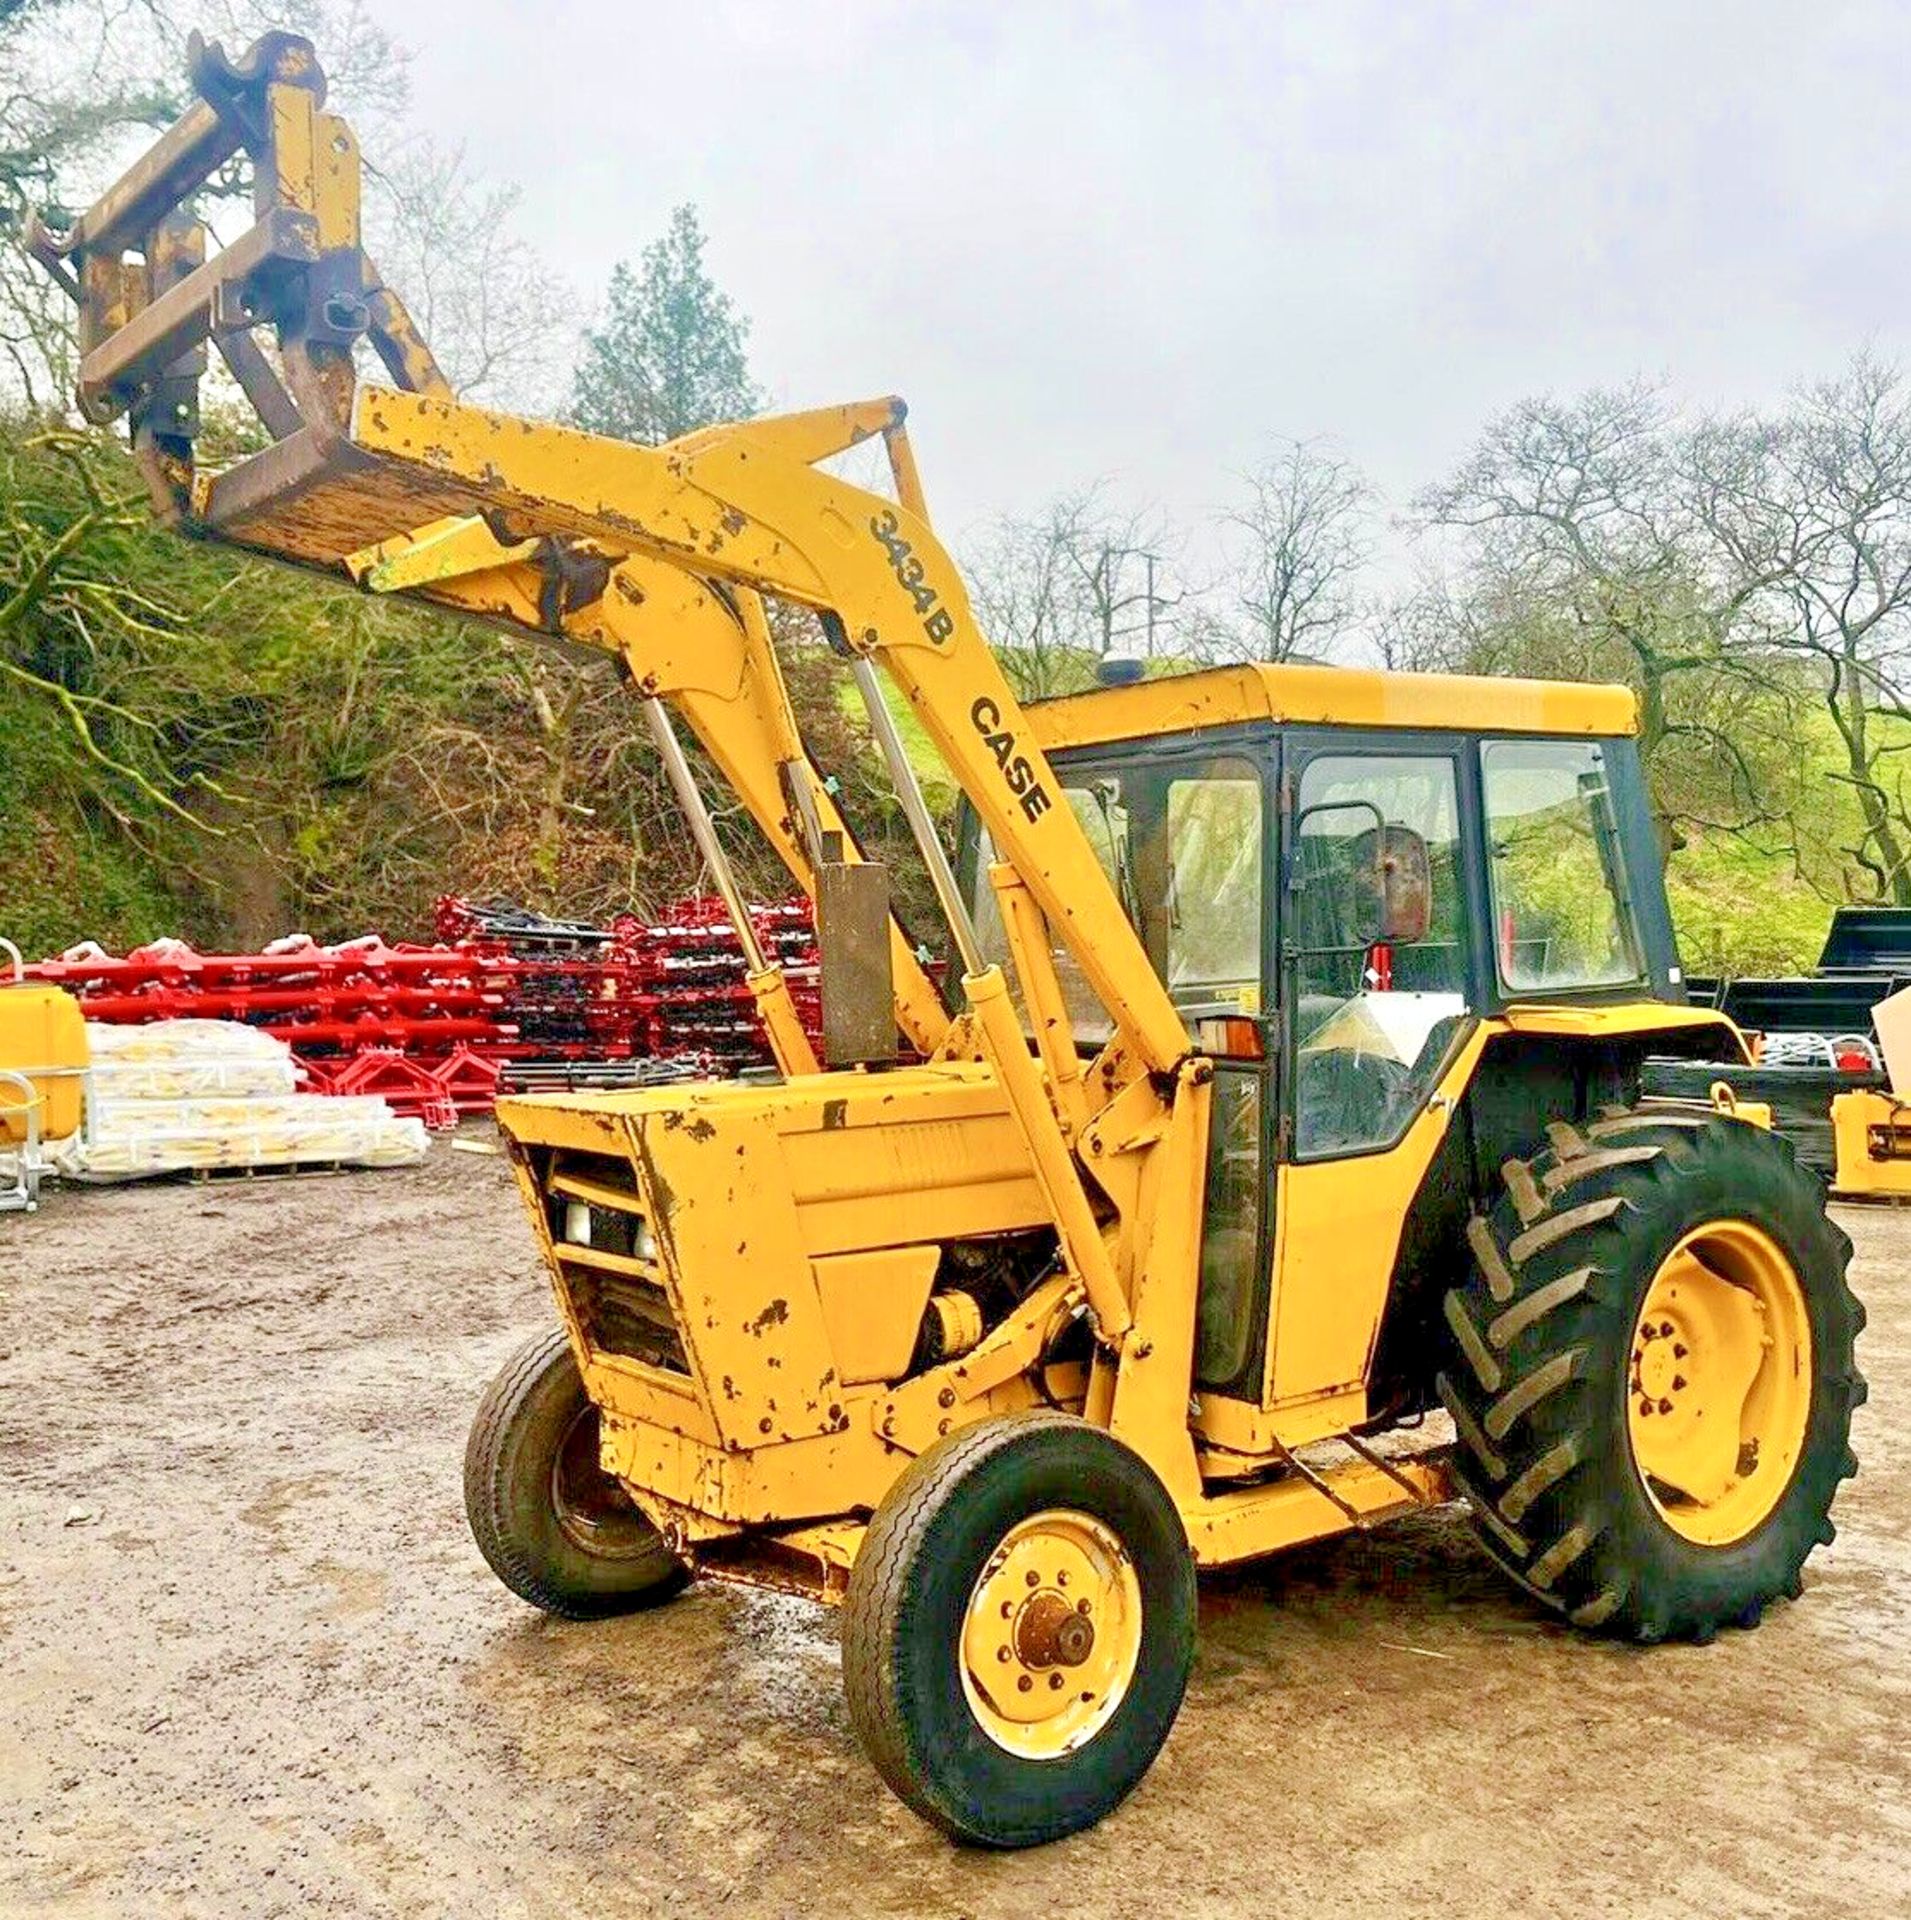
[968,754,1264,1047]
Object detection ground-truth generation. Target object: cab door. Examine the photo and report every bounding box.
[1170,746,1277,1401]
[961,735,1278,1398]
[1264,734,1482,1410]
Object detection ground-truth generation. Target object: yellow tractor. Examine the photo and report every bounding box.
[41,32,1866,1847]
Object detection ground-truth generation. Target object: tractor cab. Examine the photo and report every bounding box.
[961,661,1691,1401]
[969,659,1680,1039]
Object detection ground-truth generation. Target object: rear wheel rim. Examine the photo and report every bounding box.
[1626,1218,1813,1546]
[958,1509,1144,1760]
[550,1405,656,1560]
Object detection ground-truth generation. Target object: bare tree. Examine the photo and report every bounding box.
[1414,383,1842,865]
[967,484,1184,698]
[368,141,572,409]
[1206,438,1372,663]
[1062,504,1184,661]
[1688,355,1911,902]
[968,499,1089,699]
[0,0,181,406]
[1372,567,1503,674]
[1416,384,1811,845]
[1421,385,1687,753]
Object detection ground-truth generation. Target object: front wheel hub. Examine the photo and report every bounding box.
[960,1509,1143,1759]
[550,1405,656,1560]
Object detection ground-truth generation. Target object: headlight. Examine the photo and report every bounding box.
[563,1200,591,1246]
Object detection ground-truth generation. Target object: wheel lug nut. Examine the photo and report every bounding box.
[1673,1344,1687,1359]
[1026,1571,1039,1588]
[1049,1673,1064,1690]
[1077,1598,1091,1615]
[997,1646,1011,1663]
[1673,1375,1687,1391]
[1017,1675,1033,1693]
[1057,1572,1069,1587]
[1639,1400,1653,1416]
[1658,1397,1673,1415]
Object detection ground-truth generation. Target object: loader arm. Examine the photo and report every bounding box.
[347,507,953,1057]
[31,29,1199,1363]
[336,384,1189,1076]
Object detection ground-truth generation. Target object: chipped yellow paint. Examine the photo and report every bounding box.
[1830,1087,1911,1196]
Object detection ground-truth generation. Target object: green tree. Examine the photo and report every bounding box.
[569,205,762,443]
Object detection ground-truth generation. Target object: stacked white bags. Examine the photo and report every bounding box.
[57,1020,428,1181]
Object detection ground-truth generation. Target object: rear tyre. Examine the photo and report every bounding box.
[1440,1109,1864,1642]
[842,1412,1196,1848]
[464,1325,688,1620]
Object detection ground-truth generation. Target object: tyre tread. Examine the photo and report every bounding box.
[463,1325,684,1621]
[1441,1110,1865,1643]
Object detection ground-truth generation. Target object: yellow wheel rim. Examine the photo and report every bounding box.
[959,1509,1144,1760]
[1626,1219,1813,1546]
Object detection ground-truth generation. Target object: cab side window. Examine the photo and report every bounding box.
[1163,759,1263,1039]
[1481,739,1644,992]
[1290,753,1470,1158]
[968,754,1263,1053]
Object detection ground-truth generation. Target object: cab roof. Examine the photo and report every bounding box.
[1024,661,1638,752]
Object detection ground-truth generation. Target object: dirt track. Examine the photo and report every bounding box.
[2,1137,1905,1919]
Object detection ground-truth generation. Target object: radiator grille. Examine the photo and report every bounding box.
[541,1149,688,1375]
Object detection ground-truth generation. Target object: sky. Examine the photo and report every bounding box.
[373,0,1909,560]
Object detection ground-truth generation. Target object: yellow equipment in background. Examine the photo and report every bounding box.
[1831,1089,1911,1197]
[0,938,88,1214]
[36,32,1868,1848]
[1825,984,1911,1197]
[0,939,88,1144]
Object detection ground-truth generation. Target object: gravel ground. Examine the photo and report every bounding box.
[1,1136,1904,1919]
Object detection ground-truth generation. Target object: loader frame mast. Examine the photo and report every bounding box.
[30,30,1200,1375]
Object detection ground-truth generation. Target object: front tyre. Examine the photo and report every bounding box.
[1440,1110,1865,1642]
[464,1326,688,1620]
[842,1413,1196,1848]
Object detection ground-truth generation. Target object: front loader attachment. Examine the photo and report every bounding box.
[30,29,958,1058]
[27,21,562,580]
[26,27,915,614]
